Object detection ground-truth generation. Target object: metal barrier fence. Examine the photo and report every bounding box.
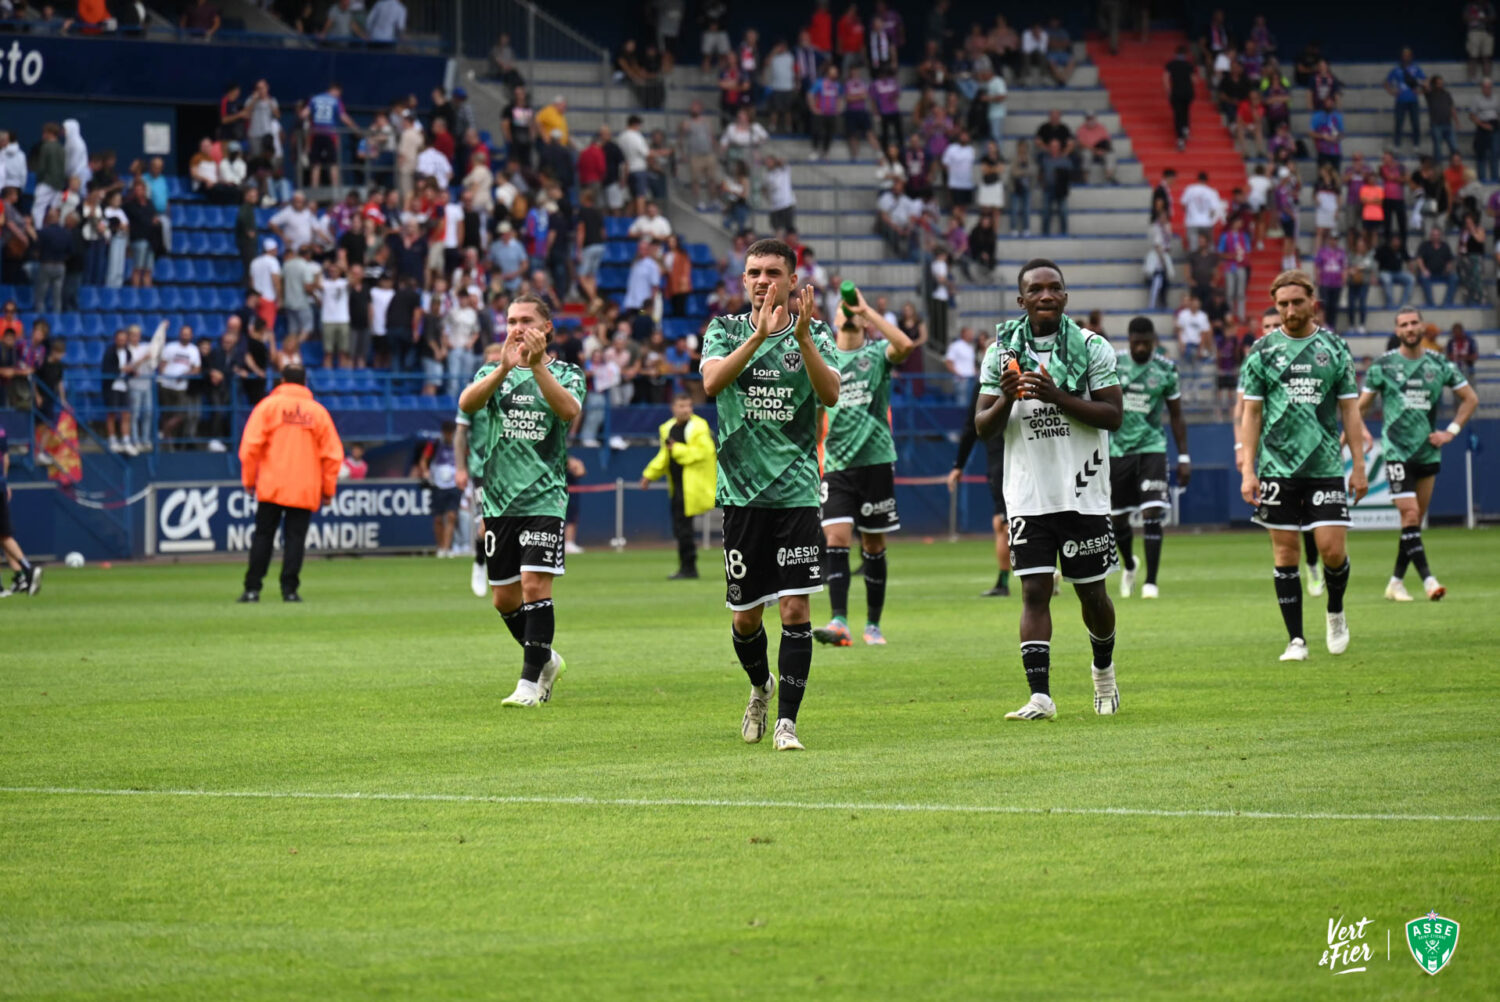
[413,0,611,85]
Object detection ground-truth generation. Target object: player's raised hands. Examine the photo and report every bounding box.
[792,285,817,341]
[1019,363,1060,404]
[521,327,549,367]
[752,290,788,342]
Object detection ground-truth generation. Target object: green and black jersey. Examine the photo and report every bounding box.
[1239,327,1357,479]
[822,340,895,473]
[1110,351,1180,457]
[701,313,839,508]
[471,361,586,518]
[1361,349,1468,465]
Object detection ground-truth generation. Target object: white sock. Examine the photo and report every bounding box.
[1390,576,1403,586]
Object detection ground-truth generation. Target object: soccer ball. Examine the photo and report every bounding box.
[64,551,85,568]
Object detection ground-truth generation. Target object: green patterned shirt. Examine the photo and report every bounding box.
[702,313,839,508]
[471,361,587,518]
[822,340,896,473]
[1110,351,1180,457]
[455,404,490,479]
[1361,349,1468,464]
[1239,327,1357,479]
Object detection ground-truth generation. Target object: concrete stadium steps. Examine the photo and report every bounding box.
[778,156,1148,186]
[760,183,1155,213]
[1334,62,1474,87]
[751,206,1176,238]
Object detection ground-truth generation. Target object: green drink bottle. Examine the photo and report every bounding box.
[840,280,859,316]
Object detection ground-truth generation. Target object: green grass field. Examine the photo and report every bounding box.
[2,529,1497,1000]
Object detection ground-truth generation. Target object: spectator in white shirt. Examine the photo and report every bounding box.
[249,238,283,320]
[875,176,921,258]
[417,137,453,189]
[617,116,653,215]
[158,324,203,446]
[628,200,674,243]
[944,324,978,401]
[319,262,353,368]
[719,109,769,170]
[1179,171,1225,248]
[0,130,27,191]
[1021,23,1049,86]
[269,193,315,255]
[218,142,248,188]
[364,0,406,43]
[762,155,797,233]
[1173,293,1211,372]
[941,130,977,207]
[443,290,480,397]
[623,240,663,312]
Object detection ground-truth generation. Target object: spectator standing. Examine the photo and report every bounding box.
[1074,112,1117,184]
[766,40,800,135]
[1427,75,1458,161]
[1313,236,1347,323]
[873,64,905,152]
[1218,215,1251,319]
[678,101,719,212]
[305,84,360,189]
[1376,233,1415,308]
[364,0,407,44]
[320,262,352,368]
[1180,171,1223,248]
[1469,77,1500,181]
[1465,2,1496,80]
[943,325,977,400]
[622,240,662,314]
[124,324,155,453]
[31,208,69,314]
[618,116,653,216]
[1446,321,1479,382]
[245,79,281,158]
[250,239,283,333]
[123,181,157,289]
[927,250,957,346]
[1164,45,1197,151]
[942,130,977,207]
[1174,294,1210,371]
[31,123,65,228]
[1415,226,1458,307]
[444,290,481,397]
[763,156,797,233]
[836,2,866,74]
[1009,140,1033,236]
[1344,233,1374,333]
[237,365,344,603]
[640,392,717,579]
[1037,139,1071,235]
[281,245,320,341]
[1380,151,1408,248]
[1386,48,1427,151]
[1185,231,1221,307]
[1310,97,1344,170]
[502,86,537,168]
[808,64,842,162]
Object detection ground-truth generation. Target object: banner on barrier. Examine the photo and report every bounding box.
[150,480,434,556]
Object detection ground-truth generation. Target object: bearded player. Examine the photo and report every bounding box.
[1239,271,1366,662]
[701,239,841,751]
[975,260,1123,721]
[457,295,584,708]
[1110,317,1189,599]
[1235,306,1325,595]
[813,286,915,647]
[1358,307,1478,601]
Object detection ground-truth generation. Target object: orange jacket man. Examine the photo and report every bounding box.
[237,366,343,602]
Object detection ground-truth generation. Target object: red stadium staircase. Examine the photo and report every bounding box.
[1089,32,1281,315]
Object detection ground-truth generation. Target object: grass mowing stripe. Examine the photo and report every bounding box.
[4,785,1498,823]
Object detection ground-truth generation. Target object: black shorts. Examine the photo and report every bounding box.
[0,487,11,539]
[721,505,823,611]
[430,486,461,515]
[1216,373,1238,390]
[310,133,338,166]
[1008,511,1118,584]
[949,187,974,207]
[820,463,900,533]
[1252,476,1351,530]
[484,515,566,585]
[104,387,127,409]
[1384,459,1440,498]
[1109,452,1170,515]
[844,109,873,134]
[987,469,1007,519]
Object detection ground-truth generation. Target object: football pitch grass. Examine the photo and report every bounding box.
[2,529,1497,1000]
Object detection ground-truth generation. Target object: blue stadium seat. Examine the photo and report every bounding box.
[691,269,717,291]
[598,266,627,290]
[213,260,238,283]
[184,232,207,256]
[64,340,92,365]
[686,294,708,316]
[191,260,216,283]
[140,288,162,311]
[662,318,700,339]
[99,312,124,331]
[183,312,208,333]
[11,287,33,310]
[215,288,240,311]
[604,217,633,239]
[602,243,633,264]
[688,243,714,266]
[254,208,273,228]
[53,314,81,337]
[208,233,234,256]
[183,205,207,229]
[154,259,178,283]
[351,371,378,393]
[166,176,186,197]
[392,394,421,410]
[170,205,188,229]
[434,394,457,412]
[117,288,142,310]
[80,313,106,337]
[357,395,384,410]
[78,287,101,311]
[119,313,145,330]
[157,286,184,311]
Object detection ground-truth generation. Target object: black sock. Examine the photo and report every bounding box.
[499,605,527,646]
[996,569,1010,588]
[1400,527,1431,580]
[1022,641,1050,696]
[1303,531,1319,569]
[826,546,850,620]
[1143,518,1163,585]
[474,533,485,566]
[862,549,887,626]
[1324,558,1350,615]
[732,625,771,688]
[1274,565,1304,641]
[1114,516,1134,570]
[1089,631,1115,670]
[19,559,32,573]
[777,622,813,722]
[520,598,554,683]
[1393,533,1410,579]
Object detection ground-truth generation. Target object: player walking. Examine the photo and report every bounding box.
[1239,271,1366,662]
[975,260,1123,721]
[456,341,507,598]
[951,382,1012,597]
[1111,317,1189,599]
[701,239,841,751]
[1234,306,1325,595]
[1358,307,1478,601]
[457,295,584,708]
[813,287,915,646]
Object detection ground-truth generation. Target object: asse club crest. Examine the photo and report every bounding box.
[782,350,804,372]
[1406,912,1459,975]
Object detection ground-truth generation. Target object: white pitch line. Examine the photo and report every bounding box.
[0,786,1496,823]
